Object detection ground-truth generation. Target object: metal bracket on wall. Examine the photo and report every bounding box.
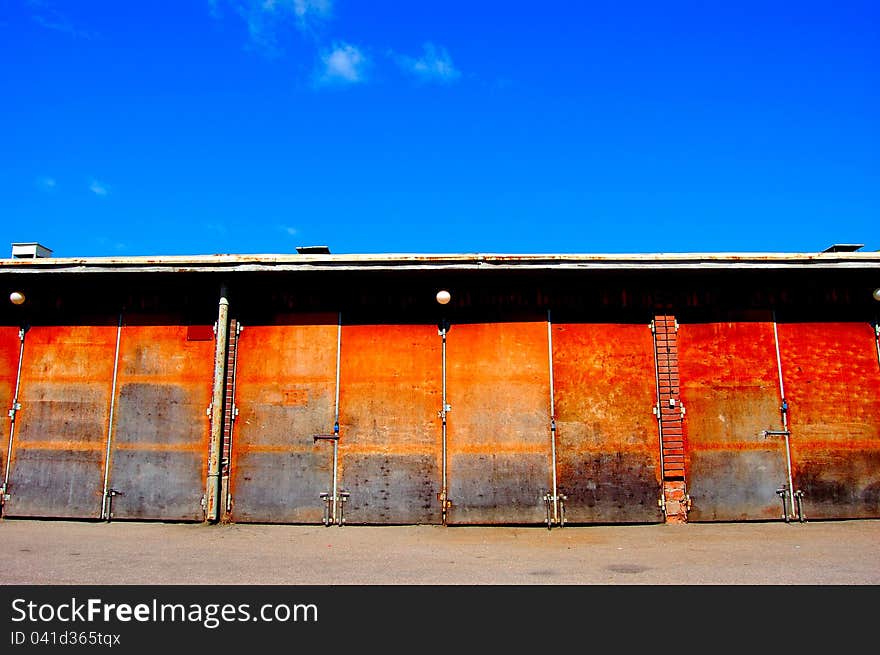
[314,433,348,526]
[543,492,566,530]
[104,488,124,522]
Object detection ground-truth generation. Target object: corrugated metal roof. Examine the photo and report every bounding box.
[1,251,879,274]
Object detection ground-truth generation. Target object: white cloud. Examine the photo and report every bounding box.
[36,176,57,191]
[28,0,95,39]
[214,0,332,53]
[396,43,461,83]
[317,42,367,85]
[89,179,109,196]
[279,225,298,236]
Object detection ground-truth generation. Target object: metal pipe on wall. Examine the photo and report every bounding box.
[332,311,342,526]
[771,311,796,520]
[100,312,124,520]
[439,319,449,525]
[1,326,27,508]
[546,309,559,525]
[205,285,230,523]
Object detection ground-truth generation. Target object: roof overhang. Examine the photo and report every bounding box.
[1,251,879,275]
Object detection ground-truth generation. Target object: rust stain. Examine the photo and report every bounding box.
[14,442,104,451]
[106,324,215,520]
[5,325,117,519]
[553,323,662,523]
[777,322,880,518]
[229,319,338,521]
[0,327,21,467]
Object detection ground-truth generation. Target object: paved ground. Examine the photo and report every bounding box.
[1,517,879,585]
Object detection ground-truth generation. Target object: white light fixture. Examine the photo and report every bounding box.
[435,290,451,305]
[9,291,25,305]
[873,288,880,302]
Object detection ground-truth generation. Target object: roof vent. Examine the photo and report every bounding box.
[295,245,331,254]
[11,242,53,259]
[821,243,864,253]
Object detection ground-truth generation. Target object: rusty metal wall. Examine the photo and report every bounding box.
[777,322,880,519]
[338,324,441,524]
[105,322,214,521]
[229,315,337,523]
[553,323,664,524]
[0,327,21,486]
[3,325,116,518]
[446,321,551,525]
[678,321,788,521]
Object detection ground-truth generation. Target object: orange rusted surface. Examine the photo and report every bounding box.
[5,325,116,518]
[678,321,787,521]
[229,315,337,523]
[0,327,21,478]
[553,323,663,523]
[338,324,441,524]
[446,321,551,524]
[106,322,214,520]
[777,322,880,519]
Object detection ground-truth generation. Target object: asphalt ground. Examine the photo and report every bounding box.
[1,516,879,585]
[2,518,878,651]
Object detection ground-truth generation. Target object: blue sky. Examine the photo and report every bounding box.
[1,1,877,257]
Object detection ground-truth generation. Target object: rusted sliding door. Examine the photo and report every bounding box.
[776,322,880,519]
[0,326,23,493]
[552,323,663,523]
[446,321,551,525]
[104,321,214,520]
[2,325,116,518]
[678,320,787,521]
[229,315,337,523]
[338,324,441,524]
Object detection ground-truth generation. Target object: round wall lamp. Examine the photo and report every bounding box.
[873,288,880,302]
[436,289,451,305]
[9,291,25,305]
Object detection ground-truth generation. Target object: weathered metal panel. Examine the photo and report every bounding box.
[106,324,214,520]
[777,322,880,519]
[678,321,788,521]
[446,321,550,524]
[229,316,337,523]
[338,324,441,524]
[553,323,663,523]
[4,326,116,518]
[0,327,21,484]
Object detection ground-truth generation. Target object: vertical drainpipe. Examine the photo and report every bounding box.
[100,311,124,520]
[1,326,27,509]
[206,284,230,524]
[546,309,559,524]
[771,310,796,520]
[439,319,449,525]
[332,311,342,525]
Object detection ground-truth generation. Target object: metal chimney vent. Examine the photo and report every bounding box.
[296,245,331,254]
[11,242,53,258]
[821,243,864,253]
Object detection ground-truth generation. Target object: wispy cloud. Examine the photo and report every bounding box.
[279,225,298,236]
[27,0,95,39]
[213,0,333,54]
[36,176,57,191]
[394,43,461,84]
[316,42,368,85]
[89,179,109,196]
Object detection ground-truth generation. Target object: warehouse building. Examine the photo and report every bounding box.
[1,243,878,527]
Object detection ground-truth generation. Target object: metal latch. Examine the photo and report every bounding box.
[543,492,567,530]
